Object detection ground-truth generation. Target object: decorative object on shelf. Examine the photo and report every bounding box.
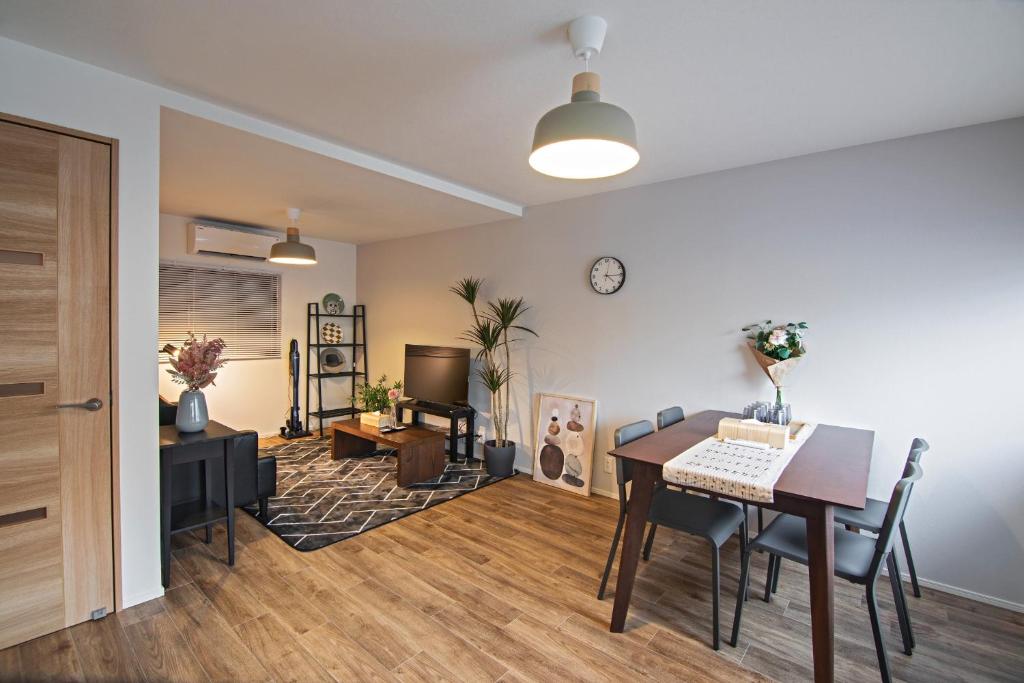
[164,332,227,433]
[532,393,597,496]
[269,207,317,265]
[451,277,539,477]
[322,292,344,314]
[589,256,625,294]
[321,321,344,344]
[319,347,346,372]
[530,15,638,179]
[742,320,808,409]
[357,375,403,428]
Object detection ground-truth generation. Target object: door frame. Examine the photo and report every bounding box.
[0,112,123,611]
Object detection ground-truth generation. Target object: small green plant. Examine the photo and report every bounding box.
[356,375,403,413]
[451,277,538,447]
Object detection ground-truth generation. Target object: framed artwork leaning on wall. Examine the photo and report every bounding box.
[532,393,597,496]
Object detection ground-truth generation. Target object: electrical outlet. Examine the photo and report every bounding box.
[604,456,614,474]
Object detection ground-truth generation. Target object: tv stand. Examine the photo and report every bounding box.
[395,399,476,462]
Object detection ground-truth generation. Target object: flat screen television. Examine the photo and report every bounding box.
[403,345,470,406]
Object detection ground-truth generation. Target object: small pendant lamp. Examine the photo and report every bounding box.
[530,16,638,179]
[269,207,317,265]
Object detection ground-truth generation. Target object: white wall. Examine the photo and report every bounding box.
[358,117,1024,609]
[158,214,357,436]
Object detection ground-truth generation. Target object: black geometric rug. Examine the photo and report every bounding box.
[243,437,511,551]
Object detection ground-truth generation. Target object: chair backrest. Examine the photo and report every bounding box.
[612,420,655,507]
[657,406,685,430]
[907,437,929,466]
[869,461,923,577]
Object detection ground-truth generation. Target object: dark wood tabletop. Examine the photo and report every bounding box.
[159,420,243,449]
[330,418,444,448]
[608,409,873,509]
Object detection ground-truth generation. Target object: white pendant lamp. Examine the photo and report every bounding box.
[269,207,317,265]
[530,15,639,179]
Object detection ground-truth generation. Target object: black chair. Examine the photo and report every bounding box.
[655,406,763,535]
[834,438,929,598]
[731,462,923,682]
[598,419,747,650]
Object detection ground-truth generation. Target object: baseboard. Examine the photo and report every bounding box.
[120,586,165,610]
[889,571,1024,614]
[518,462,617,500]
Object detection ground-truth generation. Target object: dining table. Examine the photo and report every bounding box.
[607,409,874,683]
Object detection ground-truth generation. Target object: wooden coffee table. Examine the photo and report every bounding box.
[329,419,446,487]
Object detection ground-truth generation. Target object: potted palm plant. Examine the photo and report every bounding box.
[451,277,537,476]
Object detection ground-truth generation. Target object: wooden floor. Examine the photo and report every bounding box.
[2,468,1022,682]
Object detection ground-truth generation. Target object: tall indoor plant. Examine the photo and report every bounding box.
[452,277,537,476]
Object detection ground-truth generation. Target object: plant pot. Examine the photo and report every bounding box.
[483,440,516,477]
[176,389,209,433]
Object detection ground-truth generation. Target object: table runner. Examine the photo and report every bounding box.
[662,423,817,503]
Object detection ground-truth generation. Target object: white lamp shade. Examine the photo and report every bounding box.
[269,229,317,264]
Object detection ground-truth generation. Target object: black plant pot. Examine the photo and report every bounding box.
[483,440,516,477]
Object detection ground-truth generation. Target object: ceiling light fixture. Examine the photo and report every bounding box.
[530,15,639,180]
[269,207,317,265]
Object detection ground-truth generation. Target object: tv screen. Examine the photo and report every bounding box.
[403,345,470,405]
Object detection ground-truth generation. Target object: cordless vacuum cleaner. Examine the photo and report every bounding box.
[280,338,312,439]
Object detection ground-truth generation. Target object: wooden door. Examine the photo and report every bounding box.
[0,118,114,650]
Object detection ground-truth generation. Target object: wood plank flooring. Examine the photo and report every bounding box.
[2,462,1022,682]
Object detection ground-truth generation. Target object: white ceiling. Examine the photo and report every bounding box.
[160,108,508,243]
[3,0,1023,211]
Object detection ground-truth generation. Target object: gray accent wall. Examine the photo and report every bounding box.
[358,117,1024,608]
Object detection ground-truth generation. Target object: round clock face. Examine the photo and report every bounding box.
[590,256,626,294]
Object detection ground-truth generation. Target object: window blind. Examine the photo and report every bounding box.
[159,261,281,361]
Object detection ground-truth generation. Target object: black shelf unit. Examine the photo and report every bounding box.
[306,303,367,437]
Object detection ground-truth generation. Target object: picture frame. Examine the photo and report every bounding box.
[532,393,598,496]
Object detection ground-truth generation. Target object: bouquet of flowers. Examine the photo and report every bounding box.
[166,333,227,391]
[742,320,807,406]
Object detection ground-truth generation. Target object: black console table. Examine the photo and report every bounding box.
[159,421,240,588]
[395,399,476,462]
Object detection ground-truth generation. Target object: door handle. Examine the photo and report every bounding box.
[57,398,103,411]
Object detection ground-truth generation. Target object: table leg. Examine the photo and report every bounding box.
[806,504,835,682]
[449,419,459,463]
[610,460,658,632]
[160,450,171,588]
[202,459,212,544]
[332,430,376,459]
[466,412,476,462]
[224,438,235,566]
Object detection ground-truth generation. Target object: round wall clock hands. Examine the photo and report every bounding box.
[590,256,625,294]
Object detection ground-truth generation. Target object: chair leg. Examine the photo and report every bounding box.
[597,512,626,600]
[757,507,764,533]
[204,524,212,544]
[866,582,893,683]
[259,497,269,519]
[764,554,776,603]
[711,544,721,650]
[900,520,922,598]
[888,552,915,653]
[731,548,752,647]
[771,556,782,594]
[642,523,659,561]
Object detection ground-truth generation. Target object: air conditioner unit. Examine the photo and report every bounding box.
[186,222,279,261]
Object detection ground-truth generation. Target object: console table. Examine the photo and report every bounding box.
[158,421,240,588]
[330,419,446,487]
[395,399,476,462]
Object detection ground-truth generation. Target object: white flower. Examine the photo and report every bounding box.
[768,328,788,346]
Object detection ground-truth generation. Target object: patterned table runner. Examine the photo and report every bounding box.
[662,423,817,503]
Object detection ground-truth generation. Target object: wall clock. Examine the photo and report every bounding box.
[590,256,625,294]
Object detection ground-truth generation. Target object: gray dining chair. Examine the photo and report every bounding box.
[731,461,923,683]
[767,438,928,605]
[599,419,747,650]
[835,437,929,598]
[654,405,763,535]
